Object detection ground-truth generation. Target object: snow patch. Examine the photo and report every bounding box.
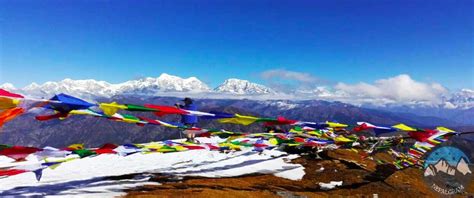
[215,78,275,94]
[0,137,304,197]
[319,181,343,190]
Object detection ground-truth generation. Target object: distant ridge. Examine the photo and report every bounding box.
[1,73,472,110]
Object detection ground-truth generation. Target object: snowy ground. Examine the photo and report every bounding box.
[0,137,305,197]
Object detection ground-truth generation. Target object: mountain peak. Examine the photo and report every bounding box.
[23,82,40,90]
[159,73,173,77]
[13,74,211,98]
[0,83,16,91]
[224,78,250,83]
[157,73,180,80]
[446,89,474,109]
[118,73,210,93]
[3,75,473,111]
[154,73,203,83]
[215,78,275,95]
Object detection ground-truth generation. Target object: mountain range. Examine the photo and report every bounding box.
[0,73,473,147]
[1,73,472,109]
[1,73,472,125]
[0,73,276,99]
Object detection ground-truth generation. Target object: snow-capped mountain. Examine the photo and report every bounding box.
[1,74,473,111]
[0,83,16,91]
[214,78,275,95]
[294,86,338,98]
[116,73,211,94]
[261,100,301,110]
[22,79,115,99]
[443,89,474,109]
[5,74,211,99]
[5,74,278,99]
[2,75,278,100]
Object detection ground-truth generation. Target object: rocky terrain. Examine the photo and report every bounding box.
[125,149,473,198]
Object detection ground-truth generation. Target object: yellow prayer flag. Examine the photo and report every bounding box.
[436,126,455,132]
[289,128,302,133]
[173,146,187,151]
[70,109,103,117]
[392,123,416,131]
[269,138,279,145]
[0,97,20,110]
[47,158,78,169]
[218,114,259,125]
[326,121,348,128]
[99,102,127,116]
[334,136,354,143]
[67,143,84,150]
[157,120,179,128]
[122,118,141,124]
[143,143,164,151]
[428,139,441,145]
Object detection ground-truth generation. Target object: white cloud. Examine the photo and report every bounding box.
[334,74,448,104]
[260,69,327,93]
[260,69,320,83]
[259,71,449,105]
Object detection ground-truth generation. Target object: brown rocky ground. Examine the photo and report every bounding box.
[124,149,473,198]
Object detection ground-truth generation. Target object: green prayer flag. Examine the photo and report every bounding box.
[73,149,97,158]
[126,104,156,112]
[0,144,12,151]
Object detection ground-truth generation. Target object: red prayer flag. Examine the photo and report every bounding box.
[276,134,288,140]
[137,116,161,125]
[354,123,373,132]
[35,112,69,121]
[99,143,118,150]
[264,116,297,126]
[303,141,320,147]
[0,89,24,98]
[94,149,117,154]
[205,143,220,150]
[92,143,118,154]
[0,169,27,177]
[144,104,188,117]
[197,132,211,137]
[294,137,306,143]
[182,145,205,150]
[253,143,269,148]
[0,146,42,161]
[408,130,437,142]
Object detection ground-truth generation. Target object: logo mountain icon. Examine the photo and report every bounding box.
[456,158,472,176]
[424,157,472,177]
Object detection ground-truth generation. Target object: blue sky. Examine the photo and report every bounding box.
[0,0,472,89]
